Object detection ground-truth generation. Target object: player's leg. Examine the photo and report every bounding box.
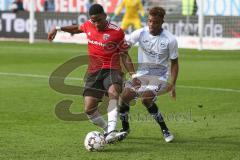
[84,96,107,132]
[83,71,107,133]
[141,91,173,142]
[107,83,121,133]
[119,87,137,132]
[118,76,146,141]
[121,18,132,31]
[103,70,127,143]
[119,76,147,132]
[141,76,174,142]
[133,18,142,30]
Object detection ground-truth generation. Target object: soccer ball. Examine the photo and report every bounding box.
[84,131,105,151]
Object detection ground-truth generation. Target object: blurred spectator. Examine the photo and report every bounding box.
[44,0,55,11]
[182,0,197,16]
[112,0,145,31]
[87,0,96,9]
[10,0,24,12]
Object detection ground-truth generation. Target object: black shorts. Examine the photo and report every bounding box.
[83,69,123,99]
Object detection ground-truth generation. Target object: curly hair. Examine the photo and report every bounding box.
[148,7,166,18]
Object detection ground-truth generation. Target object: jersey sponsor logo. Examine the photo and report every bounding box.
[103,34,110,40]
[88,39,105,47]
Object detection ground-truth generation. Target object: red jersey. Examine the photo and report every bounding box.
[80,20,125,73]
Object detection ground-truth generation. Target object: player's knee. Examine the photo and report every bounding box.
[121,88,136,103]
[141,91,155,107]
[108,91,119,99]
[84,107,97,116]
[141,98,153,107]
[108,84,121,99]
[84,99,98,115]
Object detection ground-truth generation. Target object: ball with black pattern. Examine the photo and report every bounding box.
[84,131,105,151]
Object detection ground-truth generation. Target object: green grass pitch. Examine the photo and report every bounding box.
[0,41,240,160]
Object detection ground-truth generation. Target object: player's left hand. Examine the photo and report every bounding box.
[169,84,176,100]
[48,28,57,41]
[171,87,176,100]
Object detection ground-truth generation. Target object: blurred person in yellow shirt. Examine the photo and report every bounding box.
[112,0,145,31]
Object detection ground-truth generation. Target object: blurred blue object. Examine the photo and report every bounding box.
[141,15,147,22]
[110,15,116,21]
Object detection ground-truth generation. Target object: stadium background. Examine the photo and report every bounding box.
[1,0,240,49]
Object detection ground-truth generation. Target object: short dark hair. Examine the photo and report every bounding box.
[148,7,166,18]
[89,4,104,16]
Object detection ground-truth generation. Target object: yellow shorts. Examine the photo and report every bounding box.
[121,17,142,31]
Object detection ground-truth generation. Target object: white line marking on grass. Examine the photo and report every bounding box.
[0,72,82,81]
[0,72,240,93]
[178,85,240,93]
[0,72,49,79]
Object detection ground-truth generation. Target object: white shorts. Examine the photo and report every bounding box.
[125,75,170,96]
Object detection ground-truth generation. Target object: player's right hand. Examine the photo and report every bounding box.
[48,28,57,41]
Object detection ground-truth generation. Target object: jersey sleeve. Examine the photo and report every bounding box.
[118,29,129,52]
[119,28,125,41]
[79,21,88,33]
[125,28,143,46]
[169,38,178,59]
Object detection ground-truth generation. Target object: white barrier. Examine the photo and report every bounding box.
[53,32,240,50]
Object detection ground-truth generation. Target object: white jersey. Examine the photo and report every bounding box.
[126,27,178,80]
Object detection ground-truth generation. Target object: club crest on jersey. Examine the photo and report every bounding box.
[103,34,110,40]
[160,40,167,48]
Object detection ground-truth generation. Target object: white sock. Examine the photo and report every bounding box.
[107,99,118,133]
[87,110,108,133]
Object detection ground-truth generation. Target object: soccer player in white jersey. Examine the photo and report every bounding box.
[119,7,179,143]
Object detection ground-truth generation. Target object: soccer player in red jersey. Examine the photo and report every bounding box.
[48,4,136,143]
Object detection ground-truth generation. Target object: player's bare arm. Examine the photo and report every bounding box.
[48,25,83,41]
[120,52,141,89]
[120,52,135,76]
[170,58,179,99]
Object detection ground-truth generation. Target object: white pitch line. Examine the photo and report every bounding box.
[0,72,82,81]
[178,85,240,93]
[0,72,240,93]
[0,72,49,79]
